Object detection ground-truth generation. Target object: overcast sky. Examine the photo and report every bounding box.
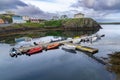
[0,0,120,22]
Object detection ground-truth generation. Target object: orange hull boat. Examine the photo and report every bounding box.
[47,43,60,50]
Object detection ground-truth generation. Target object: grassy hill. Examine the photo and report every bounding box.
[9,18,101,29]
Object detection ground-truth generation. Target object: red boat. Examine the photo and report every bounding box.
[27,46,43,55]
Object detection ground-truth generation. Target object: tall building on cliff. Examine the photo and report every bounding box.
[74,13,84,18]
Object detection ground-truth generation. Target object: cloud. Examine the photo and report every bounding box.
[70,0,120,21]
[21,0,77,13]
[0,0,27,11]
[0,0,56,19]
[15,4,56,19]
[0,0,119,20]
[72,0,120,11]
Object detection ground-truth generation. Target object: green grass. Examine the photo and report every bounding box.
[5,18,98,29]
[44,20,62,27]
[23,22,45,27]
[11,22,45,28]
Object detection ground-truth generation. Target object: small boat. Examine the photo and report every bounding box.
[74,36,80,39]
[90,34,102,43]
[15,37,32,43]
[91,36,98,42]
[46,43,60,50]
[27,46,43,55]
[62,44,76,53]
[9,48,21,57]
[72,38,81,44]
[50,37,64,43]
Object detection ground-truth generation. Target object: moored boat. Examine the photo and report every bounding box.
[46,43,60,50]
[62,44,76,53]
[15,37,32,43]
[26,46,43,55]
[50,37,67,43]
[9,48,21,57]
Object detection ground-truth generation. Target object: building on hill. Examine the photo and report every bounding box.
[30,18,40,23]
[74,13,84,18]
[60,15,68,19]
[22,16,30,21]
[12,15,26,23]
[52,16,59,20]
[0,19,4,24]
[5,11,15,14]
[1,14,12,18]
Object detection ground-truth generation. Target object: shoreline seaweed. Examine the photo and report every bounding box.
[107,52,120,75]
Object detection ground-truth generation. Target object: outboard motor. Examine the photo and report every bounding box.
[9,48,18,57]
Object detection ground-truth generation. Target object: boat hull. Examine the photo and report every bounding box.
[46,43,60,50]
[27,47,43,55]
[62,45,76,53]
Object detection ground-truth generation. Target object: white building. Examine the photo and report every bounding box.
[60,15,68,19]
[74,13,84,18]
[52,16,59,20]
[30,18,40,23]
[22,16,30,21]
[12,16,26,23]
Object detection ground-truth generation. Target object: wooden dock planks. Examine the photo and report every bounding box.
[63,43,98,54]
[76,46,98,54]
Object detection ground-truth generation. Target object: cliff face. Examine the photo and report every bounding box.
[44,18,101,29]
[62,18,102,30]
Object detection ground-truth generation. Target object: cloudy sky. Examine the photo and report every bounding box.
[0,0,120,22]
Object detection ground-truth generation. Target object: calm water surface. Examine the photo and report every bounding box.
[0,25,120,80]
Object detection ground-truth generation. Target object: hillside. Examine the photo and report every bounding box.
[44,18,101,29]
[0,18,101,43]
[0,14,13,23]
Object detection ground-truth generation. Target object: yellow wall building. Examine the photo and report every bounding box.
[0,19,4,24]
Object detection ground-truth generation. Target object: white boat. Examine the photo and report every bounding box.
[50,37,66,43]
[72,38,81,44]
[91,36,98,42]
[15,37,32,43]
[62,44,76,53]
[90,34,104,42]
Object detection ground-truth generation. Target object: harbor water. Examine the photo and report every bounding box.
[0,24,120,80]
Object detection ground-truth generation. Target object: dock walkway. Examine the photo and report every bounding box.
[62,43,98,54]
[18,38,98,54]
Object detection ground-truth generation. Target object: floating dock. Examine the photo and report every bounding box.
[13,38,106,65]
[17,38,98,54]
[62,43,98,54]
[76,46,98,54]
